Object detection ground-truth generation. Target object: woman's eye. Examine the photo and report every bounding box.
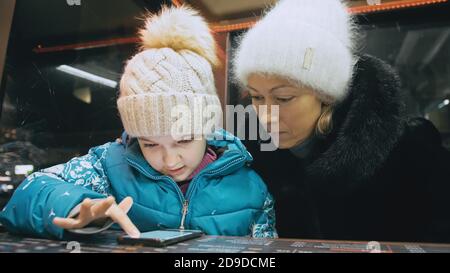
[144,143,157,148]
[276,97,294,103]
[178,139,193,144]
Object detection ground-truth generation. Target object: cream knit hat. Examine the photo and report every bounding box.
[233,0,358,103]
[117,5,222,138]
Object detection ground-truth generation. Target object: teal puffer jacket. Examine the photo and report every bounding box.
[0,130,277,239]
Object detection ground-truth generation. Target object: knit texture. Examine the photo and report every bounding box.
[233,0,358,103]
[117,6,222,137]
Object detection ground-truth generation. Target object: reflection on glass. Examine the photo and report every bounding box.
[0,0,163,207]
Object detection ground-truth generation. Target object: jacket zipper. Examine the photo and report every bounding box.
[182,154,247,228]
[179,200,189,230]
[127,152,247,230]
[128,158,191,228]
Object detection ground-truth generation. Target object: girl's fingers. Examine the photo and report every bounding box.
[117,197,133,214]
[105,204,140,238]
[80,198,92,211]
[78,198,93,216]
[53,217,83,229]
[54,197,137,233]
[91,196,115,217]
[77,198,94,222]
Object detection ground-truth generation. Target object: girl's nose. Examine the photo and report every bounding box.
[163,149,181,168]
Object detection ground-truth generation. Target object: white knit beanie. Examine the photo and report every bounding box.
[117,5,222,138]
[233,0,358,103]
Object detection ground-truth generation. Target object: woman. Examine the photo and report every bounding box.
[233,0,450,243]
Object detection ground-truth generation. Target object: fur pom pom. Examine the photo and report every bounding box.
[139,5,219,67]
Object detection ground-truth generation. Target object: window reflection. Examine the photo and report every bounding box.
[0,0,165,207]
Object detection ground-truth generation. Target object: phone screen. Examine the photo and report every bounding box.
[139,230,196,240]
[117,229,204,247]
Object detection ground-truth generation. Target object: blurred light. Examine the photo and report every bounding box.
[15,165,34,175]
[438,99,450,109]
[0,184,14,193]
[73,87,92,104]
[0,176,12,182]
[56,65,117,88]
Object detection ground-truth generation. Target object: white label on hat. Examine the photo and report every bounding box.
[303,48,314,71]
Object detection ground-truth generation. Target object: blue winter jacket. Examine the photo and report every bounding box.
[0,130,277,239]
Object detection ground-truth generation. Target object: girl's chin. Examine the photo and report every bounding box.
[170,171,192,182]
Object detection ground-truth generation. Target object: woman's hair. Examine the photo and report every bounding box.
[316,103,334,136]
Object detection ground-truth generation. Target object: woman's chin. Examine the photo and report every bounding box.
[273,135,291,149]
[277,138,303,149]
[277,142,292,149]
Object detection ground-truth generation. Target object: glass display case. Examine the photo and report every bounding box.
[0,0,170,207]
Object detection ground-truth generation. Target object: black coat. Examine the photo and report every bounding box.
[243,54,450,243]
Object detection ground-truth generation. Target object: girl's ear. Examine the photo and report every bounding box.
[119,131,131,145]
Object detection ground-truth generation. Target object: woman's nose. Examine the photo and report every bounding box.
[257,105,279,132]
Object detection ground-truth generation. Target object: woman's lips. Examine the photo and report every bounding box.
[269,131,287,136]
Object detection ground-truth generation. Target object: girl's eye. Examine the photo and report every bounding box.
[178,139,193,144]
[144,143,158,148]
[276,97,294,103]
[250,96,264,101]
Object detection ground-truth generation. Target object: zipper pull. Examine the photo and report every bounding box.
[179,200,189,230]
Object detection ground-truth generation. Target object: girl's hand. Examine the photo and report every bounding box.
[53,196,140,238]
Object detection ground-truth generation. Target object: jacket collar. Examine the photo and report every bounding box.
[306,54,405,194]
[123,129,253,179]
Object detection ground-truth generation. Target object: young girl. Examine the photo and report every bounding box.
[0,6,277,239]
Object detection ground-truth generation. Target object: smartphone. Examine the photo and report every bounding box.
[117,229,204,247]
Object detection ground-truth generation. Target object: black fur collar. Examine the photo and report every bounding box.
[307,54,405,194]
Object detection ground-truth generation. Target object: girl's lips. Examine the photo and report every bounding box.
[167,166,185,176]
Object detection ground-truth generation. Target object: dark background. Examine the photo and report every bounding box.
[1,1,449,208]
